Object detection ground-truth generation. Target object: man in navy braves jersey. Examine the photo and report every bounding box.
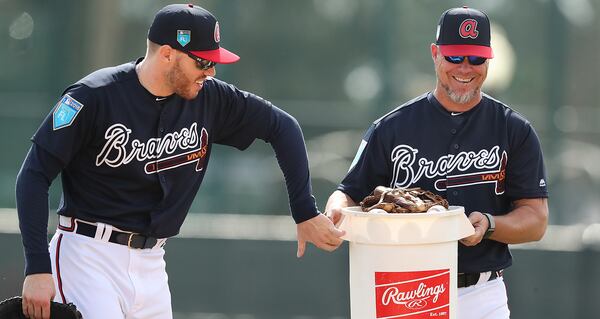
[326,7,548,319]
[16,4,344,319]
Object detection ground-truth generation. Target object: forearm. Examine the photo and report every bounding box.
[16,145,63,275]
[269,115,319,224]
[17,167,52,275]
[489,198,548,244]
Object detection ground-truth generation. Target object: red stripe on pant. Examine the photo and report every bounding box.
[55,233,66,304]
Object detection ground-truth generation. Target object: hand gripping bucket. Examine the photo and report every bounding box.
[339,206,474,319]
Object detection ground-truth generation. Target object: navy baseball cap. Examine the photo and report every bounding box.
[435,6,494,59]
[148,4,240,64]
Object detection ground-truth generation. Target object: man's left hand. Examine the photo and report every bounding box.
[296,214,345,257]
[459,211,489,246]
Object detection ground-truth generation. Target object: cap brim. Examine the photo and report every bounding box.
[439,45,494,59]
[189,47,240,64]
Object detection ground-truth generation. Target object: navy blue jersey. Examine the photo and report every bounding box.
[339,92,548,273]
[18,58,319,274]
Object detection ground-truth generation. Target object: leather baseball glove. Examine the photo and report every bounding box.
[0,296,82,319]
[360,186,449,213]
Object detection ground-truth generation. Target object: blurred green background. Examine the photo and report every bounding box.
[1,0,599,318]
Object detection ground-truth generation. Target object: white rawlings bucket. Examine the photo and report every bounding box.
[339,206,474,319]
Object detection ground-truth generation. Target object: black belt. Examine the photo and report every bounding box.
[457,270,503,288]
[73,221,159,249]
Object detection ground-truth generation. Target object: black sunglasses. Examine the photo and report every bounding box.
[444,56,487,66]
[186,52,217,70]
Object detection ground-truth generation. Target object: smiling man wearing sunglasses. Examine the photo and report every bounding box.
[17,4,344,319]
[431,6,493,111]
[326,6,548,319]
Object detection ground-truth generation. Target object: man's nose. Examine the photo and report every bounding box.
[458,59,473,69]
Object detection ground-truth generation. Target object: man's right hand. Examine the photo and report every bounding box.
[296,214,345,257]
[22,273,55,319]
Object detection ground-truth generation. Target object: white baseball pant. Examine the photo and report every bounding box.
[457,276,510,319]
[48,221,172,319]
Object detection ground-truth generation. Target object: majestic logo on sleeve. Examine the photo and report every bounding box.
[459,19,479,39]
[391,145,506,195]
[96,122,208,174]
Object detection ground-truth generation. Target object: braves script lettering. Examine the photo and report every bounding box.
[390,145,501,188]
[381,283,446,306]
[96,123,200,167]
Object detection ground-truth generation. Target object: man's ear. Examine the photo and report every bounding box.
[158,45,175,63]
[430,43,439,62]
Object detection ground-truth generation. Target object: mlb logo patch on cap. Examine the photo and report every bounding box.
[53,94,83,130]
[177,30,191,47]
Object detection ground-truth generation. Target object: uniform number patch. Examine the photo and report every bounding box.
[53,94,84,130]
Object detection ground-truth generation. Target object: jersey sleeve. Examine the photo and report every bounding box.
[32,84,98,164]
[268,113,320,223]
[209,80,320,223]
[505,115,548,199]
[16,144,65,275]
[210,80,279,149]
[338,122,392,202]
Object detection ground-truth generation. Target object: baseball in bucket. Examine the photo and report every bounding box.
[339,205,474,319]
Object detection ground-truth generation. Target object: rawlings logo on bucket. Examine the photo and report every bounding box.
[375,269,450,318]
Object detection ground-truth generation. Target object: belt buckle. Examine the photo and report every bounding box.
[127,233,138,248]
